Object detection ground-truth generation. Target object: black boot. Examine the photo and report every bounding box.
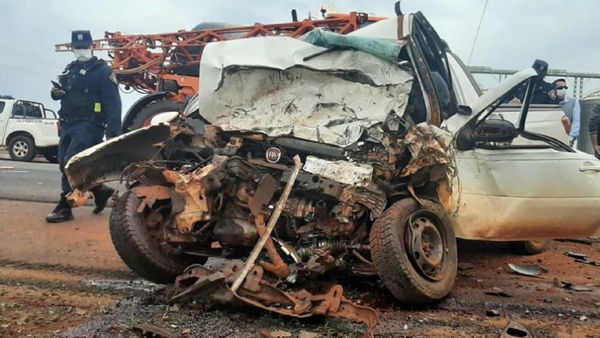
[91,185,115,214]
[45,195,73,223]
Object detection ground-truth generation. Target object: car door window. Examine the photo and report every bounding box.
[446,52,481,106]
[0,102,5,115]
[470,80,572,152]
[12,103,26,118]
[25,105,43,118]
[12,101,44,119]
[409,13,458,122]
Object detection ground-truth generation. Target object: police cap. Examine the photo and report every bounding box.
[71,30,93,49]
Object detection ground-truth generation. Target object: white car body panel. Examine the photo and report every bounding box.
[451,148,600,240]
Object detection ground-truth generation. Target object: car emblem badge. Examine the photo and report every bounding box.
[266,147,282,163]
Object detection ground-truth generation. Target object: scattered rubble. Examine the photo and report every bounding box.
[553,279,594,292]
[484,287,513,298]
[259,329,292,338]
[485,309,501,317]
[131,323,178,338]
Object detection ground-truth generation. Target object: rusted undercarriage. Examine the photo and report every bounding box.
[104,117,452,334]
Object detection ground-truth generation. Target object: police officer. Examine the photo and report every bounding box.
[504,80,560,105]
[45,30,122,223]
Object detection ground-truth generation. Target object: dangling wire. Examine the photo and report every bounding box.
[467,0,490,65]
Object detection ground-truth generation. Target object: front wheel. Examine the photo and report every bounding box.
[370,198,457,304]
[109,190,203,284]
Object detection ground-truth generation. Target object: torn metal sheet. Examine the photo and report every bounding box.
[65,124,170,191]
[564,251,588,260]
[574,257,600,266]
[401,123,451,177]
[303,155,373,186]
[564,251,600,266]
[196,35,412,147]
[507,263,549,278]
[170,163,221,234]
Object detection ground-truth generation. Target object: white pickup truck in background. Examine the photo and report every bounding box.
[0,97,59,162]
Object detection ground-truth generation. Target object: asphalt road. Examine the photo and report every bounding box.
[0,158,61,203]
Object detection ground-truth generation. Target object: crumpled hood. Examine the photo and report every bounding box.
[195,34,413,148]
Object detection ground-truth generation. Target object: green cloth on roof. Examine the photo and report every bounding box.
[302,28,403,63]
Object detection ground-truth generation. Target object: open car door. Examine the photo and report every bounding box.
[451,61,600,241]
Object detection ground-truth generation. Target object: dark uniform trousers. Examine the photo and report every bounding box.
[58,120,104,194]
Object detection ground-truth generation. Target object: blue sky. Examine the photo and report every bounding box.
[1,0,599,114]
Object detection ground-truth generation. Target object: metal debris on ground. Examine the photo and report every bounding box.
[484,287,513,298]
[553,279,594,292]
[83,279,160,293]
[299,331,320,338]
[259,329,292,338]
[458,262,475,271]
[131,323,179,338]
[564,251,600,266]
[556,238,599,245]
[486,309,500,317]
[574,257,600,266]
[501,320,531,338]
[564,251,588,260]
[170,262,379,337]
[507,263,549,278]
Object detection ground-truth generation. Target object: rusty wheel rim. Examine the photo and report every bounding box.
[405,210,446,281]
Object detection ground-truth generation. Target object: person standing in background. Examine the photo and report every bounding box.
[553,78,580,148]
[45,30,122,223]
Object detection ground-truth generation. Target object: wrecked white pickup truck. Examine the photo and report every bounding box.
[65,8,600,332]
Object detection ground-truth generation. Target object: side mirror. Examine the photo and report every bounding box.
[471,119,517,143]
[457,105,472,116]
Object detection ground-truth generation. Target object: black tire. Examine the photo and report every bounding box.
[8,135,36,161]
[42,147,58,163]
[109,190,202,284]
[512,239,550,255]
[370,198,457,304]
[127,100,184,131]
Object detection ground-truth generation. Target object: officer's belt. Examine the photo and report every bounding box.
[59,116,104,125]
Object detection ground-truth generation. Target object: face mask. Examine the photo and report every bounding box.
[73,49,92,62]
[556,88,568,100]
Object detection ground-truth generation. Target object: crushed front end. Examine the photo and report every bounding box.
[66,13,457,335]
